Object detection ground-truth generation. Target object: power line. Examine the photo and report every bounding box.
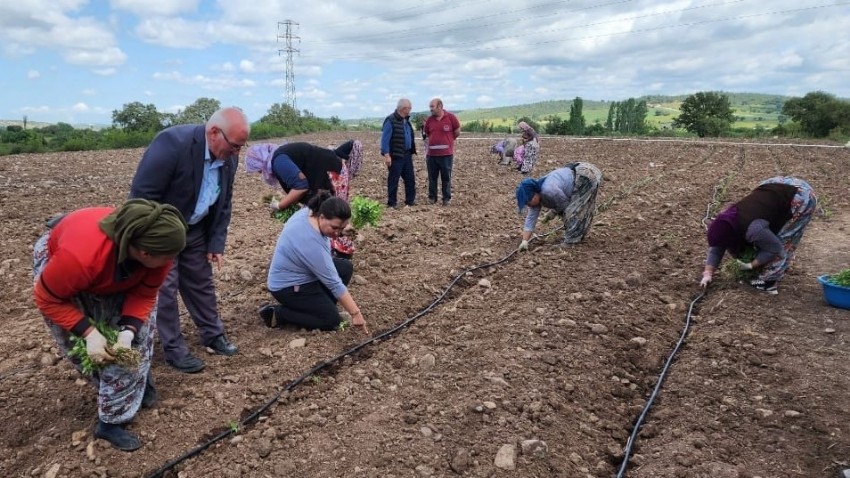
[300,2,848,60]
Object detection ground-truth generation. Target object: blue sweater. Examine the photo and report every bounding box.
[267,208,347,298]
[523,167,575,232]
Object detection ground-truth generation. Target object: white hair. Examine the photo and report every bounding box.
[207,107,250,133]
[396,98,411,109]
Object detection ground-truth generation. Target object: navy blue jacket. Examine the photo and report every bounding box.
[129,124,236,254]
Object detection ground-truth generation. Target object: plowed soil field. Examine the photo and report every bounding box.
[1,133,849,478]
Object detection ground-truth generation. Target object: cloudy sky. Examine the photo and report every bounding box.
[1,0,848,125]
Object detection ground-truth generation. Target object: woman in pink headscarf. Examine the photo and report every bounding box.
[245,139,364,258]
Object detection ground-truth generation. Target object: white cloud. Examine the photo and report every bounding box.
[136,18,205,48]
[477,95,495,105]
[0,4,127,68]
[240,60,256,73]
[109,0,199,16]
[144,90,155,97]
[93,68,118,76]
[153,70,257,90]
[27,70,40,79]
[72,102,89,112]
[222,62,236,72]
[82,88,96,96]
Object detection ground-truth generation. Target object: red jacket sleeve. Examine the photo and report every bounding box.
[33,250,91,335]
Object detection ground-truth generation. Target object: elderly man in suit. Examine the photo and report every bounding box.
[129,107,249,373]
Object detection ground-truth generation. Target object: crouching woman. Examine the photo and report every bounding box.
[516,162,603,250]
[260,192,368,333]
[700,176,817,294]
[32,199,187,451]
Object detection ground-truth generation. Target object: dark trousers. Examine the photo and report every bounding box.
[269,257,353,331]
[387,154,416,207]
[156,225,224,361]
[426,155,453,201]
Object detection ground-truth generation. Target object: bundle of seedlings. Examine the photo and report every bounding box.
[826,269,850,287]
[350,196,383,230]
[262,194,300,224]
[69,318,142,376]
[722,246,759,281]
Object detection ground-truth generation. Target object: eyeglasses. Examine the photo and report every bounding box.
[220,129,246,151]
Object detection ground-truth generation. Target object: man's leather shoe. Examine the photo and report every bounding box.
[206,335,238,356]
[166,354,205,373]
[141,374,157,408]
[95,420,142,451]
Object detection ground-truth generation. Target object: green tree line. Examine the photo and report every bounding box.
[1,97,343,156]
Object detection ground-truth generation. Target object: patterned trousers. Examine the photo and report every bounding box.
[563,162,603,244]
[757,176,817,282]
[33,230,155,424]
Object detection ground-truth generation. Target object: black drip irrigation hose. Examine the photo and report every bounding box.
[144,231,558,478]
[614,290,706,477]
[615,180,721,477]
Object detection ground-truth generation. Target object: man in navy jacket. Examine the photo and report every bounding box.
[129,107,249,373]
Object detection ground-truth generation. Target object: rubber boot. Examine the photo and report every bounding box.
[95,420,142,451]
[141,374,157,409]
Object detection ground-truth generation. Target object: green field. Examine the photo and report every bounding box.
[453,92,788,131]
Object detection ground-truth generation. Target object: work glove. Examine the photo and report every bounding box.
[115,329,134,351]
[268,198,281,212]
[84,328,113,364]
[699,271,713,288]
[518,240,529,252]
[736,260,753,271]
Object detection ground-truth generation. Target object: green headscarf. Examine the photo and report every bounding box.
[99,199,188,264]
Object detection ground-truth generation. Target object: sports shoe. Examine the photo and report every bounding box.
[749,279,778,295]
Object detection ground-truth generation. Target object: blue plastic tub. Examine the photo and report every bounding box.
[818,275,850,310]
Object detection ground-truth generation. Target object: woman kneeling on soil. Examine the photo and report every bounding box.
[516,162,603,250]
[260,192,368,333]
[700,176,817,295]
[32,199,187,451]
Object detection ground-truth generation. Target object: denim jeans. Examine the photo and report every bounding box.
[426,155,453,202]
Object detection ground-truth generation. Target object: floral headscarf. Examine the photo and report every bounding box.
[245,143,284,187]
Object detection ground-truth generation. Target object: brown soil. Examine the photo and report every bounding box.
[1,134,849,478]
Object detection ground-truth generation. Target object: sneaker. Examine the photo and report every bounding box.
[442,199,451,206]
[428,198,437,205]
[749,279,778,295]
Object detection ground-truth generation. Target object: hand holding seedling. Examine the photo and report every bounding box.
[84,327,114,364]
[115,329,134,350]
